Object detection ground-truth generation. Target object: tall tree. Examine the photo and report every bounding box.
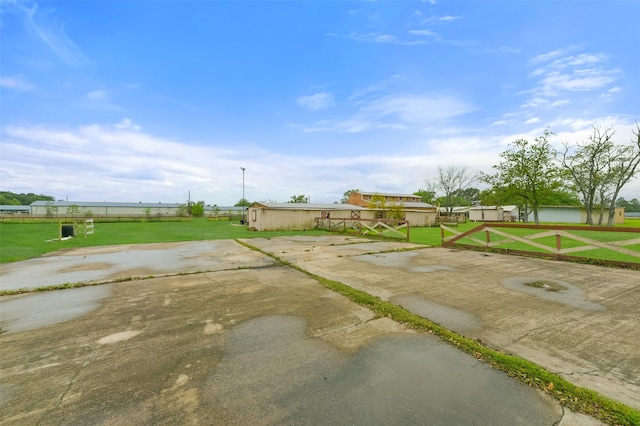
[340,189,359,204]
[0,191,54,205]
[560,124,640,225]
[482,129,561,225]
[288,194,309,203]
[413,189,436,204]
[427,165,476,215]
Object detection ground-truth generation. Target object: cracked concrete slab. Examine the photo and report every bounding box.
[1,236,632,424]
[244,236,640,411]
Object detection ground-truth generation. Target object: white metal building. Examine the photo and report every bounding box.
[29,201,182,216]
[526,206,625,224]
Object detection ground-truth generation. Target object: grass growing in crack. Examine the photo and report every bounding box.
[237,239,640,426]
[0,267,256,297]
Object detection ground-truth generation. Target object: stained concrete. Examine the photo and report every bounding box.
[1,235,629,425]
[0,240,274,291]
[245,236,639,411]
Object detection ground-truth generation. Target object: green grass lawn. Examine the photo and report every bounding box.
[0,219,329,263]
[2,218,638,264]
[442,221,640,264]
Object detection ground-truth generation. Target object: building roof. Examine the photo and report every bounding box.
[469,205,518,211]
[251,202,366,211]
[30,201,182,208]
[356,191,422,199]
[400,201,436,209]
[0,205,30,211]
[438,206,471,213]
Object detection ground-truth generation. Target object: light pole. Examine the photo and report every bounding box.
[240,167,246,224]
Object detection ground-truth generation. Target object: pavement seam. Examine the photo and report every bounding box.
[236,238,640,426]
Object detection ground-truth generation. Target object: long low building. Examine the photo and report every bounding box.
[248,202,437,231]
[30,201,183,216]
[526,206,625,224]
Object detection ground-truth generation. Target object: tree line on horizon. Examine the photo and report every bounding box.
[413,124,640,225]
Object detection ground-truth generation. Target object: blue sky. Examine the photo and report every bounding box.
[1,0,639,205]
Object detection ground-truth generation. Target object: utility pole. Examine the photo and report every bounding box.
[240,167,246,224]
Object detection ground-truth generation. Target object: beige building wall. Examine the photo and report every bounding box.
[405,210,436,227]
[248,204,436,231]
[249,207,368,231]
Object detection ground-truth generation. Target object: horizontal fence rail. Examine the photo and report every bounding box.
[441,223,640,269]
[315,217,410,239]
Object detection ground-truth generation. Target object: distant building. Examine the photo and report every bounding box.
[30,201,182,216]
[469,205,519,222]
[0,205,30,215]
[247,203,368,231]
[347,191,436,211]
[526,206,625,224]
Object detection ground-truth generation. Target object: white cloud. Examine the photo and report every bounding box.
[297,92,336,111]
[440,15,461,22]
[115,118,141,131]
[86,89,107,100]
[525,117,539,124]
[0,76,36,91]
[2,119,638,203]
[20,2,88,66]
[298,93,474,134]
[362,94,473,124]
[409,29,437,37]
[523,48,621,109]
[531,48,569,64]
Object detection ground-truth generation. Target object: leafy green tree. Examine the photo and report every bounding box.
[0,191,54,205]
[616,198,640,212]
[560,124,640,225]
[191,201,205,217]
[45,202,58,218]
[482,129,561,225]
[234,198,251,207]
[176,204,189,216]
[367,193,387,210]
[387,203,406,220]
[413,190,436,204]
[340,189,359,204]
[453,187,480,206]
[288,194,309,203]
[66,204,80,218]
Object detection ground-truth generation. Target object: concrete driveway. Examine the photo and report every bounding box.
[2,235,633,425]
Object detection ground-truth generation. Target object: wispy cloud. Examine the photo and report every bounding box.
[86,89,107,101]
[439,15,461,22]
[20,2,88,66]
[115,118,141,131]
[346,32,428,46]
[523,49,620,108]
[298,91,474,134]
[408,29,437,37]
[0,75,36,91]
[423,15,462,24]
[297,92,336,111]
